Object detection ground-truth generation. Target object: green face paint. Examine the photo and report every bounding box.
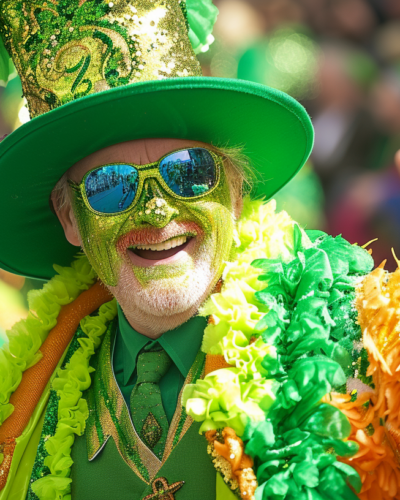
[70,165,235,289]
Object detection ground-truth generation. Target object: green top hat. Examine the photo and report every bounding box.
[0,0,313,280]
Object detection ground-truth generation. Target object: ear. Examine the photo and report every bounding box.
[51,191,81,247]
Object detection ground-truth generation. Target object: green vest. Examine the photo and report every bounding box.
[70,323,217,499]
[71,423,216,499]
[16,322,235,500]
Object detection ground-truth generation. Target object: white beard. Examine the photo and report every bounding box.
[108,256,216,335]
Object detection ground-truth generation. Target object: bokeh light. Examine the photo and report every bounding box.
[238,27,319,99]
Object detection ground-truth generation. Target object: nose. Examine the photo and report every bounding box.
[132,178,179,227]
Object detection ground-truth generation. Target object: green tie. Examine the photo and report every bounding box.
[130,346,172,460]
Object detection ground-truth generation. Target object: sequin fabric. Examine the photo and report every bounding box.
[26,390,59,500]
[26,327,88,500]
[0,0,202,118]
[86,319,205,483]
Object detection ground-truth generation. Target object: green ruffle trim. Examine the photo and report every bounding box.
[201,198,309,356]
[183,199,310,436]
[184,198,375,499]
[246,227,373,499]
[183,364,275,436]
[31,300,117,500]
[186,0,218,54]
[0,254,96,427]
[0,36,16,86]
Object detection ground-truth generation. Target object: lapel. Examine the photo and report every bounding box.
[85,319,206,484]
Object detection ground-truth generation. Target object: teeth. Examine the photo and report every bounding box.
[134,236,188,252]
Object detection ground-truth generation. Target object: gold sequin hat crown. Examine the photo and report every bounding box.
[0,0,215,118]
[0,0,314,280]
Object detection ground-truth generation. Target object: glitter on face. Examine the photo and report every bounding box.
[70,158,235,304]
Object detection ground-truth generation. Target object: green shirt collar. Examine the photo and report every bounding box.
[117,304,206,385]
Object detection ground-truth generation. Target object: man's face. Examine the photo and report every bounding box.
[62,138,237,321]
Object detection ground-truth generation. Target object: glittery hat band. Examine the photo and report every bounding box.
[0,0,218,118]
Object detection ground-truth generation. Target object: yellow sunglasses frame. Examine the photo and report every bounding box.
[68,147,222,217]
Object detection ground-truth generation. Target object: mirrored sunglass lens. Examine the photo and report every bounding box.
[85,165,139,213]
[159,148,216,197]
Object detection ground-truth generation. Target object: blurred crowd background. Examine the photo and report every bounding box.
[1,0,400,341]
[197,0,400,271]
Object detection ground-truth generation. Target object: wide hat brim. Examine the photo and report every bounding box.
[0,77,313,280]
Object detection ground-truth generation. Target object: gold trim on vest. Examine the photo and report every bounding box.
[86,319,206,483]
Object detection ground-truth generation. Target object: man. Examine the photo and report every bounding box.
[1,1,400,500]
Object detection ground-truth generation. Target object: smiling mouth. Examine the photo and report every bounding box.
[128,234,194,261]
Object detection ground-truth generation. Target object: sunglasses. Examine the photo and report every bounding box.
[69,147,221,216]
